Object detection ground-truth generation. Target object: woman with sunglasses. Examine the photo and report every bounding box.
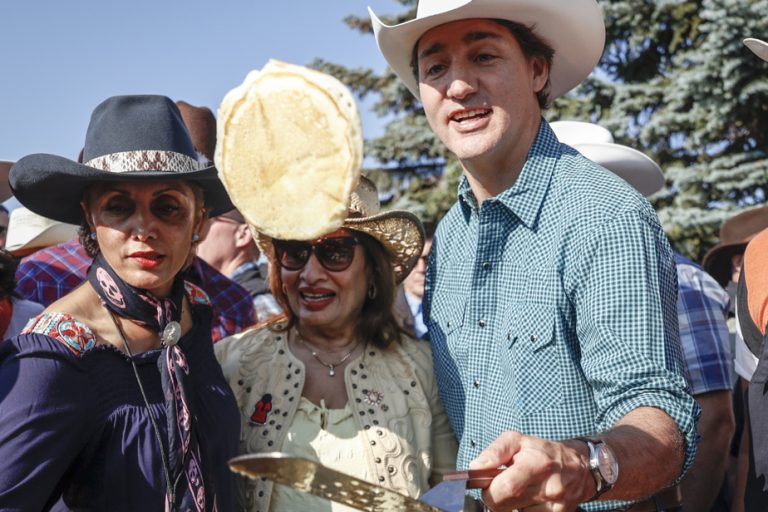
[215,176,457,511]
[0,96,239,510]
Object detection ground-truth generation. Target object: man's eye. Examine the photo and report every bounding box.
[476,53,497,63]
[424,63,446,77]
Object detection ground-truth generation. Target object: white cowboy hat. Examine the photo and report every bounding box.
[369,0,606,100]
[551,120,665,197]
[5,207,80,257]
[744,38,768,62]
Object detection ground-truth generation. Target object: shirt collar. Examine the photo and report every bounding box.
[230,260,261,280]
[457,118,560,230]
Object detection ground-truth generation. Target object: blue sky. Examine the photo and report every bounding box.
[0,0,400,162]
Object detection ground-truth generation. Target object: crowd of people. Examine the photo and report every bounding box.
[0,0,767,511]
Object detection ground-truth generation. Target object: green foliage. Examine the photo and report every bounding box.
[552,0,768,261]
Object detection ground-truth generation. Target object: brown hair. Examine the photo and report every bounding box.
[78,181,207,257]
[269,231,402,349]
[410,18,555,109]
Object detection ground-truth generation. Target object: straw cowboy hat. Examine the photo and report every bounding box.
[9,95,233,225]
[550,120,665,197]
[744,38,768,62]
[259,175,425,284]
[5,207,79,257]
[369,0,606,100]
[702,206,768,287]
[0,161,13,203]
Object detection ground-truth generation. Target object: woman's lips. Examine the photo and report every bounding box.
[299,288,336,311]
[130,252,165,269]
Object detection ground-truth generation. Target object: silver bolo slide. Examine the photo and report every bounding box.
[229,452,501,512]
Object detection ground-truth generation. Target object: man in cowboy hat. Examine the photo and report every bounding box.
[370,2,698,510]
[554,120,735,512]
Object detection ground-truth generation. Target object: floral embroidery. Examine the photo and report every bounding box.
[184,281,211,306]
[363,389,384,407]
[22,312,97,356]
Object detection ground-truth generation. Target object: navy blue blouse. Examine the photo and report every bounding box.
[0,296,240,511]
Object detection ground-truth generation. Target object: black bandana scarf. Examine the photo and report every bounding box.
[87,251,184,333]
[87,253,213,511]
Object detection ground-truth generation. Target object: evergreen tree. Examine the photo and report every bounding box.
[551,0,768,260]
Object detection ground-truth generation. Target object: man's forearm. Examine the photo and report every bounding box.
[680,390,734,510]
[594,407,687,501]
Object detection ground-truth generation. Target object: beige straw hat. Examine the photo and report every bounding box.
[258,176,424,283]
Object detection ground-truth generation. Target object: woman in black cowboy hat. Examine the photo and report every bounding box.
[0,95,239,511]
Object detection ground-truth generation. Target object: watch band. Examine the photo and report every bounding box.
[575,437,614,501]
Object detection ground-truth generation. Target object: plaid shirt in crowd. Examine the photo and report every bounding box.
[15,239,255,342]
[675,252,732,394]
[424,121,698,511]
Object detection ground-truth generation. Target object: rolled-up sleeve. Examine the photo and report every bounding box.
[569,209,700,478]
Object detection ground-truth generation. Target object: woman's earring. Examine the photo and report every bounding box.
[192,233,201,243]
[89,232,97,240]
[367,282,377,300]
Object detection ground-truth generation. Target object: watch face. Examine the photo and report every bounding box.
[597,444,619,485]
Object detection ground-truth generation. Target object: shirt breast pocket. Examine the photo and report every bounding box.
[502,303,563,416]
[427,295,468,358]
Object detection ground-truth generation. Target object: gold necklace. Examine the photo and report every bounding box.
[299,336,360,377]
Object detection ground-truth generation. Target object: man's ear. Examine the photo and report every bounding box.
[234,223,253,249]
[531,56,549,94]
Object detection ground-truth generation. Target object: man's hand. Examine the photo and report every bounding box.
[469,432,595,512]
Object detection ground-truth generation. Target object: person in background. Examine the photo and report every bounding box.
[0,94,239,510]
[725,35,768,512]
[0,248,44,339]
[197,208,281,322]
[215,176,457,512]
[394,220,435,339]
[700,206,768,511]
[702,206,768,363]
[5,207,79,258]
[370,1,699,510]
[552,120,735,512]
[14,100,255,342]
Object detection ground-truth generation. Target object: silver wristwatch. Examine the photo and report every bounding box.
[578,437,619,500]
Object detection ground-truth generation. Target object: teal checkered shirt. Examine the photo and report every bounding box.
[424,120,699,510]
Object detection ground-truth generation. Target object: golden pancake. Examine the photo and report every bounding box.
[215,60,362,240]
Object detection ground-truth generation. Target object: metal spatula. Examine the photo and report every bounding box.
[229,453,501,512]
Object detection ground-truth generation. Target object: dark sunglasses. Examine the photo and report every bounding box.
[273,236,359,272]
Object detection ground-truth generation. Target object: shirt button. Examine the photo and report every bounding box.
[482,261,491,270]
[473,380,480,388]
[470,440,477,448]
[530,335,537,342]
[478,320,486,328]
[446,321,452,328]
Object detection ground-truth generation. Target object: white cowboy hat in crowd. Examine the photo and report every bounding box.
[369,0,606,100]
[551,120,665,197]
[5,207,80,257]
[744,38,768,62]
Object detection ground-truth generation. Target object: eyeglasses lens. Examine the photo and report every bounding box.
[274,237,357,272]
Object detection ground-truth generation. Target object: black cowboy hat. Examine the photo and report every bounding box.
[9,95,233,225]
